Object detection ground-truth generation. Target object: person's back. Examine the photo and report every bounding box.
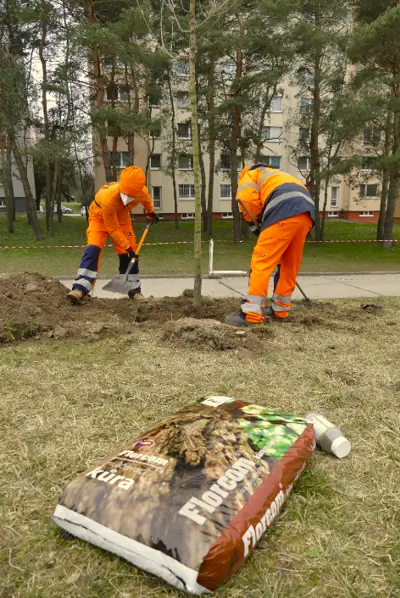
[226,164,315,326]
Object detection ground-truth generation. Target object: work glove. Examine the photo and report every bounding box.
[146,211,160,223]
[127,247,139,261]
[249,223,260,237]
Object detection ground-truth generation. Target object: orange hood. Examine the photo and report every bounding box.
[119,166,146,197]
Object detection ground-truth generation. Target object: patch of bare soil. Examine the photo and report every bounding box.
[0,273,387,349]
[0,274,239,346]
[162,318,262,351]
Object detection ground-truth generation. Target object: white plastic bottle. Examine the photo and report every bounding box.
[305,412,351,459]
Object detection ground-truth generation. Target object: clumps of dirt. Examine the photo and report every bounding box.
[360,304,384,312]
[0,273,392,349]
[162,318,261,351]
[0,273,127,344]
[0,273,239,346]
[325,369,358,386]
[134,295,238,324]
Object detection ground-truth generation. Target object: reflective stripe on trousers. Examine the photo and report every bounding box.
[240,295,265,323]
[72,244,101,295]
[272,292,292,312]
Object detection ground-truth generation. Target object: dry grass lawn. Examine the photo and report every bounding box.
[1,297,400,598]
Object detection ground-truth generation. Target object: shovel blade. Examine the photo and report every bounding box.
[102,275,138,296]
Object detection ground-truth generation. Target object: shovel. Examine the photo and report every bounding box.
[103,221,152,295]
[236,198,312,304]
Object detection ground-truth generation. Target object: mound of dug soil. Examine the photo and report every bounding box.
[0,274,239,345]
[162,318,261,351]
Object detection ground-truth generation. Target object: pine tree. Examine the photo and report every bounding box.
[350,0,400,246]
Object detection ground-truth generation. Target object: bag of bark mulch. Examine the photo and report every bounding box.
[53,397,315,594]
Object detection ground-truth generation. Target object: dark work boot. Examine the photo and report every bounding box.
[225,314,262,328]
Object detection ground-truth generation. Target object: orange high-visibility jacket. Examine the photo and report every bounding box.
[237,165,315,230]
[89,182,154,251]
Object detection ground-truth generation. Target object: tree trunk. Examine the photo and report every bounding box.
[198,126,207,231]
[377,110,393,241]
[38,12,54,234]
[87,0,111,181]
[9,131,44,240]
[308,8,322,241]
[167,72,179,229]
[53,159,61,223]
[231,13,244,243]
[320,176,330,241]
[254,86,277,162]
[206,58,216,238]
[383,112,400,249]
[383,82,400,247]
[0,128,15,233]
[126,64,136,165]
[189,0,202,307]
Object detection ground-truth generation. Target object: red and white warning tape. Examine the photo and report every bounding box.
[0,239,398,249]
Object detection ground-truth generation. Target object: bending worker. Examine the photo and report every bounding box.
[226,164,315,326]
[68,165,159,304]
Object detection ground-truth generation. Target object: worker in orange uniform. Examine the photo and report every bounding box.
[225,163,315,326]
[67,165,159,304]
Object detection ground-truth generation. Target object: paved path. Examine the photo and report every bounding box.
[61,273,400,300]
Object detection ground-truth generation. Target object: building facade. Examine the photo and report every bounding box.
[93,68,382,223]
[0,152,36,214]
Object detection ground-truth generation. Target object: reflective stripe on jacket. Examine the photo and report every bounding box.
[89,182,154,251]
[236,166,315,231]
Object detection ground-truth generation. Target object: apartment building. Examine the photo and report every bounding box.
[93,63,381,223]
[0,152,36,214]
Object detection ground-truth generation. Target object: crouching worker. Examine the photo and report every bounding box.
[67,166,159,304]
[226,164,315,326]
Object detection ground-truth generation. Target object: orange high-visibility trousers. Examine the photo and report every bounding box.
[72,217,138,296]
[242,213,313,322]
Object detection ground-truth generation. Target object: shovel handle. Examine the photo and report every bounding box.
[125,221,152,280]
[132,221,152,259]
[237,198,261,229]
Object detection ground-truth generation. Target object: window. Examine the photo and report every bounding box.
[152,186,162,210]
[0,200,5,207]
[220,154,231,171]
[112,151,130,169]
[181,212,195,219]
[297,67,314,86]
[174,60,189,77]
[177,122,191,139]
[149,94,161,108]
[106,84,130,102]
[331,186,339,208]
[260,155,281,169]
[300,98,313,114]
[364,129,381,145]
[178,154,193,170]
[222,212,233,219]
[360,184,379,198]
[262,126,282,141]
[360,211,374,217]
[299,128,310,144]
[270,97,283,112]
[219,61,236,77]
[176,91,190,109]
[361,156,378,170]
[298,156,311,171]
[220,184,232,199]
[328,211,338,218]
[179,184,195,199]
[150,154,161,170]
[150,122,161,139]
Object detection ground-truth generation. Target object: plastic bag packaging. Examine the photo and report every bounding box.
[53,397,315,594]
